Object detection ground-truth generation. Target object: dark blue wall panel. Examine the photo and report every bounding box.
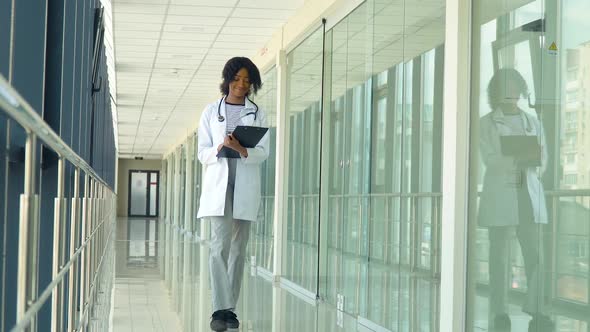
[3,0,47,330]
[38,0,67,327]
[0,0,117,330]
[0,1,11,329]
[0,0,11,78]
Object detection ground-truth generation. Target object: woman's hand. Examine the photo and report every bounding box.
[223,134,248,157]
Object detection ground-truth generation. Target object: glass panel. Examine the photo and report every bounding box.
[285,26,323,293]
[556,0,590,312]
[468,0,590,330]
[193,134,202,237]
[320,2,445,331]
[323,2,374,316]
[253,67,277,271]
[177,147,187,312]
[130,172,148,215]
[149,172,157,216]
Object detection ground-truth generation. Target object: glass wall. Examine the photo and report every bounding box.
[318,1,446,330]
[192,133,203,238]
[251,67,278,272]
[159,135,208,331]
[175,146,186,312]
[467,0,590,331]
[266,1,447,329]
[285,27,324,293]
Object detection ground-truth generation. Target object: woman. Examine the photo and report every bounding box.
[478,68,553,332]
[196,57,269,331]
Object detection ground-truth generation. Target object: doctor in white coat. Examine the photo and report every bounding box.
[196,57,269,332]
[478,68,553,332]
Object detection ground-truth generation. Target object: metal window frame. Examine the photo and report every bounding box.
[127,169,160,218]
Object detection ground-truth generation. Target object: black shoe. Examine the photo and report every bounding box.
[223,310,240,329]
[494,313,511,331]
[210,310,227,331]
[528,314,554,332]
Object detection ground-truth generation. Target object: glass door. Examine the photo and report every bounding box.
[128,170,159,218]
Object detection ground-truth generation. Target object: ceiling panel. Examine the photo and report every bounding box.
[167,5,233,16]
[220,26,276,36]
[170,0,237,6]
[115,4,167,14]
[115,13,166,23]
[163,23,222,34]
[238,0,301,10]
[115,22,163,31]
[225,17,285,28]
[231,8,294,20]
[165,15,226,26]
[159,31,218,41]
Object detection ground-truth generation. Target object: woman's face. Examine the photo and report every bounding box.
[228,68,251,100]
[499,80,522,107]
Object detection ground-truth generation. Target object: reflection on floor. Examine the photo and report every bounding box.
[113,218,181,332]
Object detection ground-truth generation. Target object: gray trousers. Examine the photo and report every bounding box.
[488,177,545,316]
[209,186,251,312]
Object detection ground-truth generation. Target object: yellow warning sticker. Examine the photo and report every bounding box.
[549,42,558,51]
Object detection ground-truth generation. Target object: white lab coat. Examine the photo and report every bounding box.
[478,109,548,227]
[196,97,270,222]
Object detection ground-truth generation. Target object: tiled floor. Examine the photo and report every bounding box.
[112,218,181,332]
[112,278,181,331]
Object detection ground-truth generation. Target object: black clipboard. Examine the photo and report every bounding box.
[217,125,269,158]
[500,135,541,166]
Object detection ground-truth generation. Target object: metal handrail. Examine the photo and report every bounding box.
[545,189,590,196]
[77,218,115,330]
[326,192,442,198]
[289,192,442,197]
[9,206,113,332]
[0,75,112,190]
[0,75,116,331]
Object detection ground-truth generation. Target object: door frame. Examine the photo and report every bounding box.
[127,169,160,217]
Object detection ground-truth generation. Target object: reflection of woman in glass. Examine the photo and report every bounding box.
[479,68,553,331]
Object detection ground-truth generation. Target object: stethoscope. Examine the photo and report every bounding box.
[217,95,259,122]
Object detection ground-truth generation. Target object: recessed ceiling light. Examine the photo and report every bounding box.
[181,26,204,32]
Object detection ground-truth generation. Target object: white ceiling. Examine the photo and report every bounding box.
[113,0,304,159]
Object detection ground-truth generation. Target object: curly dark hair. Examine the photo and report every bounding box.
[487,68,529,110]
[219,57,262,96]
